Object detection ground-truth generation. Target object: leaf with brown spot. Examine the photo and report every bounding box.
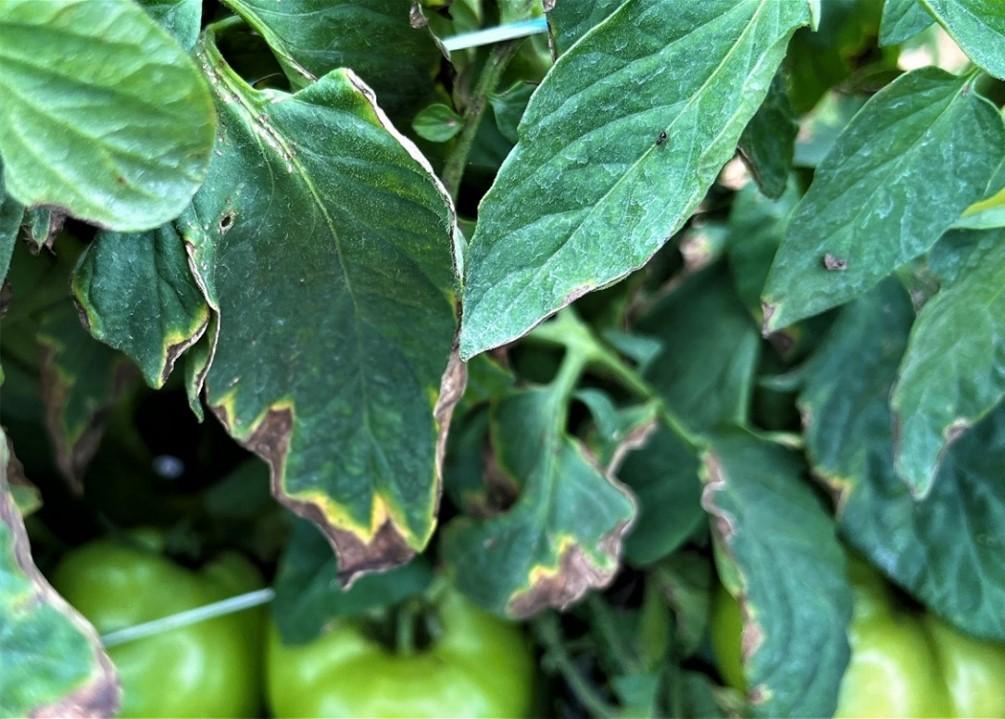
[702,429,852,718]
[442,381,636,619]
[180,25,461,582]
[0,428,120,718]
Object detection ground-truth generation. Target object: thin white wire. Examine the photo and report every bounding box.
[442,18,549,52]
[100,588,276,648]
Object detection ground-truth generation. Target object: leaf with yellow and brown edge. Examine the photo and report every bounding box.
[441,354,636,618]
[0,428,120,718]
[702,430,852,717]
[180,24,462,583]
[37,303,134,490]
[72,225,210,390]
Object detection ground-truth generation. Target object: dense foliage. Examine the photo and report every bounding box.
[1,0,1004,717]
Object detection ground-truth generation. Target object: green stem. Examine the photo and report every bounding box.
[534,614,618,719]
[395,601,418,656]
[587,595,639,675]
[442,41,520,199]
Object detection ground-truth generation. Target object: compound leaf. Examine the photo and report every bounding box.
[461,0,813,359]
[184,27,461,583]
[763,68,1005,331]
[0,0,216,231]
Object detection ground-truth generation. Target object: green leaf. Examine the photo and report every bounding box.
[0,194,21,287]
[73,226,209,389]
[703,430,852,718]
[499,0,545,23]
[891,229,1005,495]
[792,91,866,168]
[800,280,1005,639]
[219,0,440,117]
[184,27,461,582]
[442,372,636,618]
[921,0,1005,79]
[0,0,216,232]
[956,184,1005,230]
[138,0,201,49]
[546,0,624,55]
[620,423,703,567]
[738,74,797,200]
[490,82,535,144]
[0,429,119,718]
[879,0,934,45]
[636,265,760,436]
[461,0,812,359]
[412,103,463,143]
[763,68,1005,331]
[37,303,132,489]
[20,209,63,254]
[273,519,434,644]
[726,181,800,320]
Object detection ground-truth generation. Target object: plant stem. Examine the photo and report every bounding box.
[534,614,618,719]
[441,41,520,199]
[587,595,639,675]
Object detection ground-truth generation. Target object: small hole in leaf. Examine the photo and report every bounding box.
[219,212,235,233]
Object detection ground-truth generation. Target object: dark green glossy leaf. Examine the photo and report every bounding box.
[0,0,216,231]
[184,27,461,582]
[800,281,1005,639]
[460,0,813,359]
[892,229,1005,495]
[219,0,440,117]
[879,0,933,45]
[73,226,209,389]
[273,519,434,644]
[442,376,635,618]
[138,0,201,49]
[412,103,463,143]
[0,429,119,717]
[637,265,760,435]
[921,0,1005,79]
[764,68,1005,331]
[37,303,132,489]
[738,74,797,200]
[703,430,852,718]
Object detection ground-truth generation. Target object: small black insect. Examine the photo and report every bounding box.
[656,130,668,146]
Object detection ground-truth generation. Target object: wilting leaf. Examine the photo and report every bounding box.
[738,74,797,200]
[0,0,216,231]
[219,0,440,117]
[273,519,434,644]
[764,68,1005,331]
[546,0,624,55]
[921,0,1005,79]
[461,0,812,358]
[37,303,132,489]
[703,430,852,717]
[892,229,1005,495]
[800,280,1005,639]
[183,27,461,582]
[73,226,209,389]
[442,378,635,618]
[20,209,63,254]
[138,0,201,49]
[0,429,120,718]
[879,0,933,45]
[636,265,760,435]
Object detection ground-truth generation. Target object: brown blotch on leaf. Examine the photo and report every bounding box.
[822,253,848,272]
[160,316,210,388]
[700,453,736,541]
[506,520,632,619]
[1,441,121,718]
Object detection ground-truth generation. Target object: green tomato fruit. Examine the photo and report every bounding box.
[52,539,263,718]
[924,615,1005,718]
[267,586,535,718]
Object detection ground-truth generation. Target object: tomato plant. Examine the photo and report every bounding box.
[0,0,1004,717]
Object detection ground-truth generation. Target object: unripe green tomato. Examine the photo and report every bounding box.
[924,615,1005,718]
[51,539,264,718]
[267,587,535,718]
